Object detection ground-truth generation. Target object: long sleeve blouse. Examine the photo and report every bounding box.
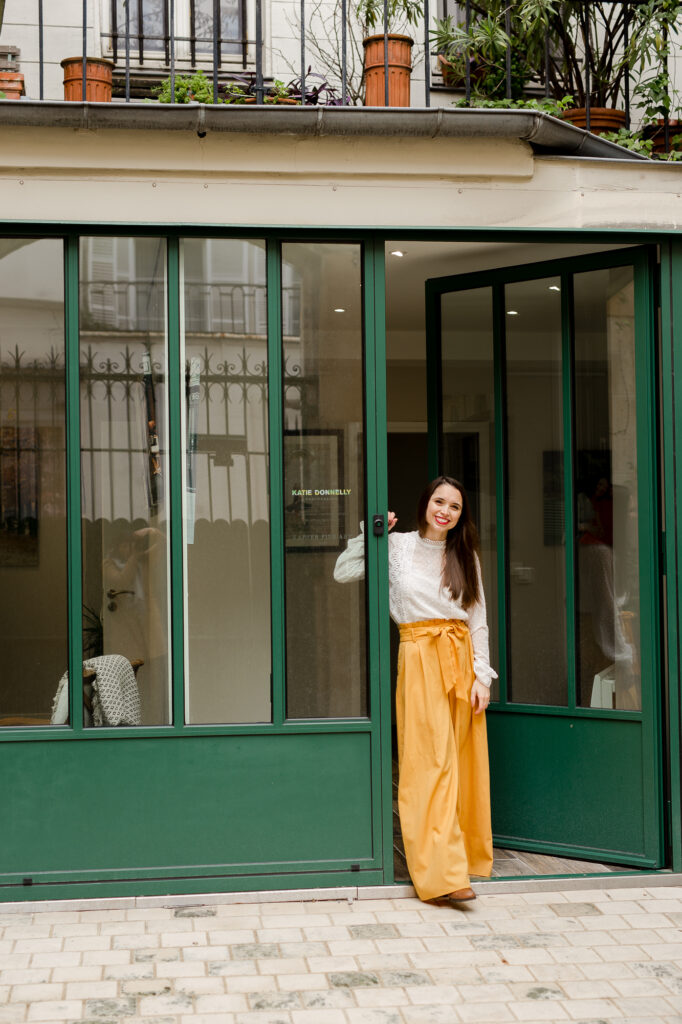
[334,527,497,689]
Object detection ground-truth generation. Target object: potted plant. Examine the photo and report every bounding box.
[357,0,422,107]
[431,1,548,102]
[154,68,340,106]
[626,0,682,153]
[61,56,115,102]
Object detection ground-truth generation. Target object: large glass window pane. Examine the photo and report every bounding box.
[574,266,641,711]
[506,277,567,705]
[282,242,367,719]
[182,239,271,724]
[0,239,67,726]
[440,287,498,700]
[80,237,171,726]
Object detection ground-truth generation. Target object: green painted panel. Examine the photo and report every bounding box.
[0,733,374,879]
[488,713,649,862]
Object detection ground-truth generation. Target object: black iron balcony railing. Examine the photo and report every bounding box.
[25,0,672,146]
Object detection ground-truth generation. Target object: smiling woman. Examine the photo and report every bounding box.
[335,474,496,904]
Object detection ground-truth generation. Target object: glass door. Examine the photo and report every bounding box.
[426,248,663,867]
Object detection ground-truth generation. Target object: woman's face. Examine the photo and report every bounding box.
[423,483,463,540]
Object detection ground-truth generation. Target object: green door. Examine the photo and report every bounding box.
[0,233,392,899]
[426,248,664,868]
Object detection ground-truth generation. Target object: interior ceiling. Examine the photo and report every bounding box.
[384,240,635,336]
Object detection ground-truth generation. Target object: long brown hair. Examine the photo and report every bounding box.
[416,475,481,609]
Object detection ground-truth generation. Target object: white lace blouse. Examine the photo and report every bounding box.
[334,528,497,689]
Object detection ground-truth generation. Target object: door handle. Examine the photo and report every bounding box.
[372,514,384,537]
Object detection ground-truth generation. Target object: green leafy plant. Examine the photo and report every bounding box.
[154,69,225,104]
[627,1,682,123]
[456,93,574,117]
[356,0,422,32]
[264,79,291,103]
[431,1,553,101]
[601,127,655,155]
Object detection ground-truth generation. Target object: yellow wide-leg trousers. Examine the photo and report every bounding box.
[396,619,493,901]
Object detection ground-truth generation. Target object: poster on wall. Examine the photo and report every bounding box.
[284,429,348,551]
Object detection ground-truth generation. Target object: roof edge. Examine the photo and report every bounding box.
[0,100,648,161]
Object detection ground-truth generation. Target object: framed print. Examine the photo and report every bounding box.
[284,429,346,551]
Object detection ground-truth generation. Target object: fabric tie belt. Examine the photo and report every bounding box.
[398,618,474,702]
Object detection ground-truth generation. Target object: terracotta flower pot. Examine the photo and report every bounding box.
[562,107,626,136]
[61,57,114,102]
[0,70,24,100]
[437,53,487,90]
[642,119,682,154]
[363,33,413,107]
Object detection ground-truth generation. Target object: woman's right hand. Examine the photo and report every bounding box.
[387,511,398,531]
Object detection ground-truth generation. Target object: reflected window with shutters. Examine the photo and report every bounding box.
[0,239,68,727]
[80,237,171,727]
[181,238,271,724]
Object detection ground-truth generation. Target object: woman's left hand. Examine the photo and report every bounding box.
[471,680,490,715]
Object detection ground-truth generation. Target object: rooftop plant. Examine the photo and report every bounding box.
[154,68,341,105]
[356,0,422,32]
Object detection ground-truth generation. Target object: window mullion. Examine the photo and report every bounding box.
[167,237,186,730]
[267,239,285,727]
[492,280,509,707]
[562,272,577,712]
[65,235,84,733]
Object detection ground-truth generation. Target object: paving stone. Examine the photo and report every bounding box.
[549,903,603,918]
[329,971,379,988]
[232,943,280,960]
[83,997,137,1017]
[508,1001,570,1020]
[379,969,429,987]
[174,908,217,919]
[348,925,399,939]
[353,988,408,1007]
[507,983,563,1001]
[401,1006,461,1024]
[102,964,154,981]
[247,992,300,1010]
[343,1010,402,1023]
[206,960,256,977]
[299,990,355,1008]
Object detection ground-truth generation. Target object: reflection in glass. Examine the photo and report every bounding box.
[0,240,67,726]
[282,242,367,718]
[574,267,640,711]
[505,277,567,706]
[440,288,498,700]
[182,239,271,724]
[80,237,171,726]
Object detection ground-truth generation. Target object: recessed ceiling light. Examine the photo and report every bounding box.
[334,307,345,313]
[390,250,405,257]
[506,310,519,316]
[549,285,561,292]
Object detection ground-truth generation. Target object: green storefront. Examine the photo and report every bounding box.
[1,223,680,900]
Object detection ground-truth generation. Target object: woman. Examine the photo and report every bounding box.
[334,476,495,904]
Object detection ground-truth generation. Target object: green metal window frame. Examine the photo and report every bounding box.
[425,246,660,718]
[0,229,388,750]
[0,222,678,884]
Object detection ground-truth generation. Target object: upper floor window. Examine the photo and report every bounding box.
[104,0,246,67]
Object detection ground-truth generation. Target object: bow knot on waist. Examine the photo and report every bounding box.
[398,619,473,700]
[399,618,469,643]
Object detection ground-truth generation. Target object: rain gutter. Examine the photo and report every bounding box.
[0,100,647,161]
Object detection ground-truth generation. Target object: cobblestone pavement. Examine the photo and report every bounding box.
[2,883,682,1023]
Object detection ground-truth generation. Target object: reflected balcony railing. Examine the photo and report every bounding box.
[80,280,300,336]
